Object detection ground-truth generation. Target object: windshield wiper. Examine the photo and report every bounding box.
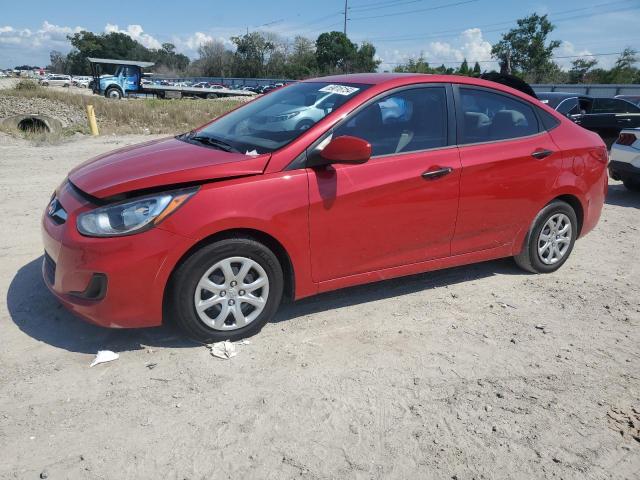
[187,133,240,153]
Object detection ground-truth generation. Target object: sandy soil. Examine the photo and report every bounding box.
[0,133,638,479]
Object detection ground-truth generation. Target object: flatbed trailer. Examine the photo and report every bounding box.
[88,57,256,100]
[141,83,255,99]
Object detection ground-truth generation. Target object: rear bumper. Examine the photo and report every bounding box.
[609,159,640,182]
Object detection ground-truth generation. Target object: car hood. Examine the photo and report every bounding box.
[68,137,270,199]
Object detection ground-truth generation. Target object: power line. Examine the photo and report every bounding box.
[381,51,627,65]
[351,0,480,21]
[353,0,637,42]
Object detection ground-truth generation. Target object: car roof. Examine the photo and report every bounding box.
[537,91,592,100]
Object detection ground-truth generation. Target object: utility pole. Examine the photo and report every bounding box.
[343,0,348,36]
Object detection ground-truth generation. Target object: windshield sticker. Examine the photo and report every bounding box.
[245,149,259,156]
[319,84,360,96]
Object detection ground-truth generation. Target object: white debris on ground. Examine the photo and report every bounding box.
[89,350,119,367]
[208,339,251,359]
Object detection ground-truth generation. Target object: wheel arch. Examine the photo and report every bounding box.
[163,228,296,315]
[104,84,123,97]
[552,193,584,236]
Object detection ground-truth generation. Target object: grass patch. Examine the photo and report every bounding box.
[0,86,242,136]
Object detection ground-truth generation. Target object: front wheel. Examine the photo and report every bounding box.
[167,238,284,342]
[514,200,578,273]
[105,87,123,99]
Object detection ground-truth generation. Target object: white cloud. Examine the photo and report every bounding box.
[104,23,162,50]
[378,28,496,71]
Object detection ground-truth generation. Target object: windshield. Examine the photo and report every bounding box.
[186,82,370,154]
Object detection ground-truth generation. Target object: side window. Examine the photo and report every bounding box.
[593,98,640,114]
[334,87,448,157]
[556,97,580,116]
[459,88,539,144]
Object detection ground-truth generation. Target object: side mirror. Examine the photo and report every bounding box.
[309,135,371,168]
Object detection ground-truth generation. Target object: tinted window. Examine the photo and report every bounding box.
[537,108,561,131]
[334,87,448,157]
[592,98,640,114]
[556,97,580,116]
[193,82,370,154]
[459,88,539,144]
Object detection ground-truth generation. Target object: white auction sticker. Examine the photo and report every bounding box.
[318,84,360,96]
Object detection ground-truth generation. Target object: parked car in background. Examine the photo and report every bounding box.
[537,92,640,147]
[40,75,71,87]
[42,73,607,342]
[609,128,640,191]
[615,95,640,107]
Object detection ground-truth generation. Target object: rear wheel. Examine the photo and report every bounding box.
[514,200,578,273]
[206,93,218,99]
[622,178,640,192]
[167,238,284,342]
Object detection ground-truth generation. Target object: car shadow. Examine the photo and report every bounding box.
[606,183,640,209]
[274,257,524,323]
[8,255,524,353]
[7,257,198,354]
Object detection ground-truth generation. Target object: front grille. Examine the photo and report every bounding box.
[43,251,56,285]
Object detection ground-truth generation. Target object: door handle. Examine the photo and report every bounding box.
[531,149,554,160]
[422,167,453,180]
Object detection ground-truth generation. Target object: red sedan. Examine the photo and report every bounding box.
[42,74,608,341]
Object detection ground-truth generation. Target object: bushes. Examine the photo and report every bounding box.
[15,79,39,91]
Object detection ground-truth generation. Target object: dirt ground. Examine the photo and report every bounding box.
[0,132,638,480]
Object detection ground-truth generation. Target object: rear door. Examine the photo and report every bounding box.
[307,85,461,282]
[452,85,563,255]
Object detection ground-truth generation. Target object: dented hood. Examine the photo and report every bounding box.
[68,137,270,198]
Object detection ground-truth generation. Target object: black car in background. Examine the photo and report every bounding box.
[615,95,640,107]
[537,92,640,147]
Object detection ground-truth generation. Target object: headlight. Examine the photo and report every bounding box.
[77,188,196,237]
[269,111,300,122]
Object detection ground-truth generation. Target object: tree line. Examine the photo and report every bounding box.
[47,30,380,79]
[46,14,638,84]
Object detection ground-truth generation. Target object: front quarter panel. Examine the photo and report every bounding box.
[157,169,315,299]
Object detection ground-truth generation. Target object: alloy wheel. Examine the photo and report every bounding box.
[194,256,269,330]
[537,213,572,265]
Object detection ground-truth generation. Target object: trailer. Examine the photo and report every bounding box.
[88,58,257,100]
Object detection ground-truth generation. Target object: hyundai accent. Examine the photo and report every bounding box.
[42,73,608,341]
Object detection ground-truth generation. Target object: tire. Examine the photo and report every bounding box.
[206,93,218,99]
[105,87,123,100]
[41,82,49,87]
[514,200,578,274]
[167,238,284,342]
[622,178,640,192]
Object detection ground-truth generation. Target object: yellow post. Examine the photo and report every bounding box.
[86,104,99,136]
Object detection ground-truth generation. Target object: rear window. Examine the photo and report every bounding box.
[459,88,540,144]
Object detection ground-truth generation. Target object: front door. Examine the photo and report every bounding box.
[307,85,461,282]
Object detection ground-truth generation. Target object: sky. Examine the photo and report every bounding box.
[0,0,638,72]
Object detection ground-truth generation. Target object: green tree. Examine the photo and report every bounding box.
[230,32,275,77]
[491,13,561,82]
[353,41,381,72]
[315,31,357,73]
[568,58,598,83]
[472,61,482,75]
[457,58,470,76]
[285,36,317,78]
[392,55,431,73]
[609,47,639,83]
